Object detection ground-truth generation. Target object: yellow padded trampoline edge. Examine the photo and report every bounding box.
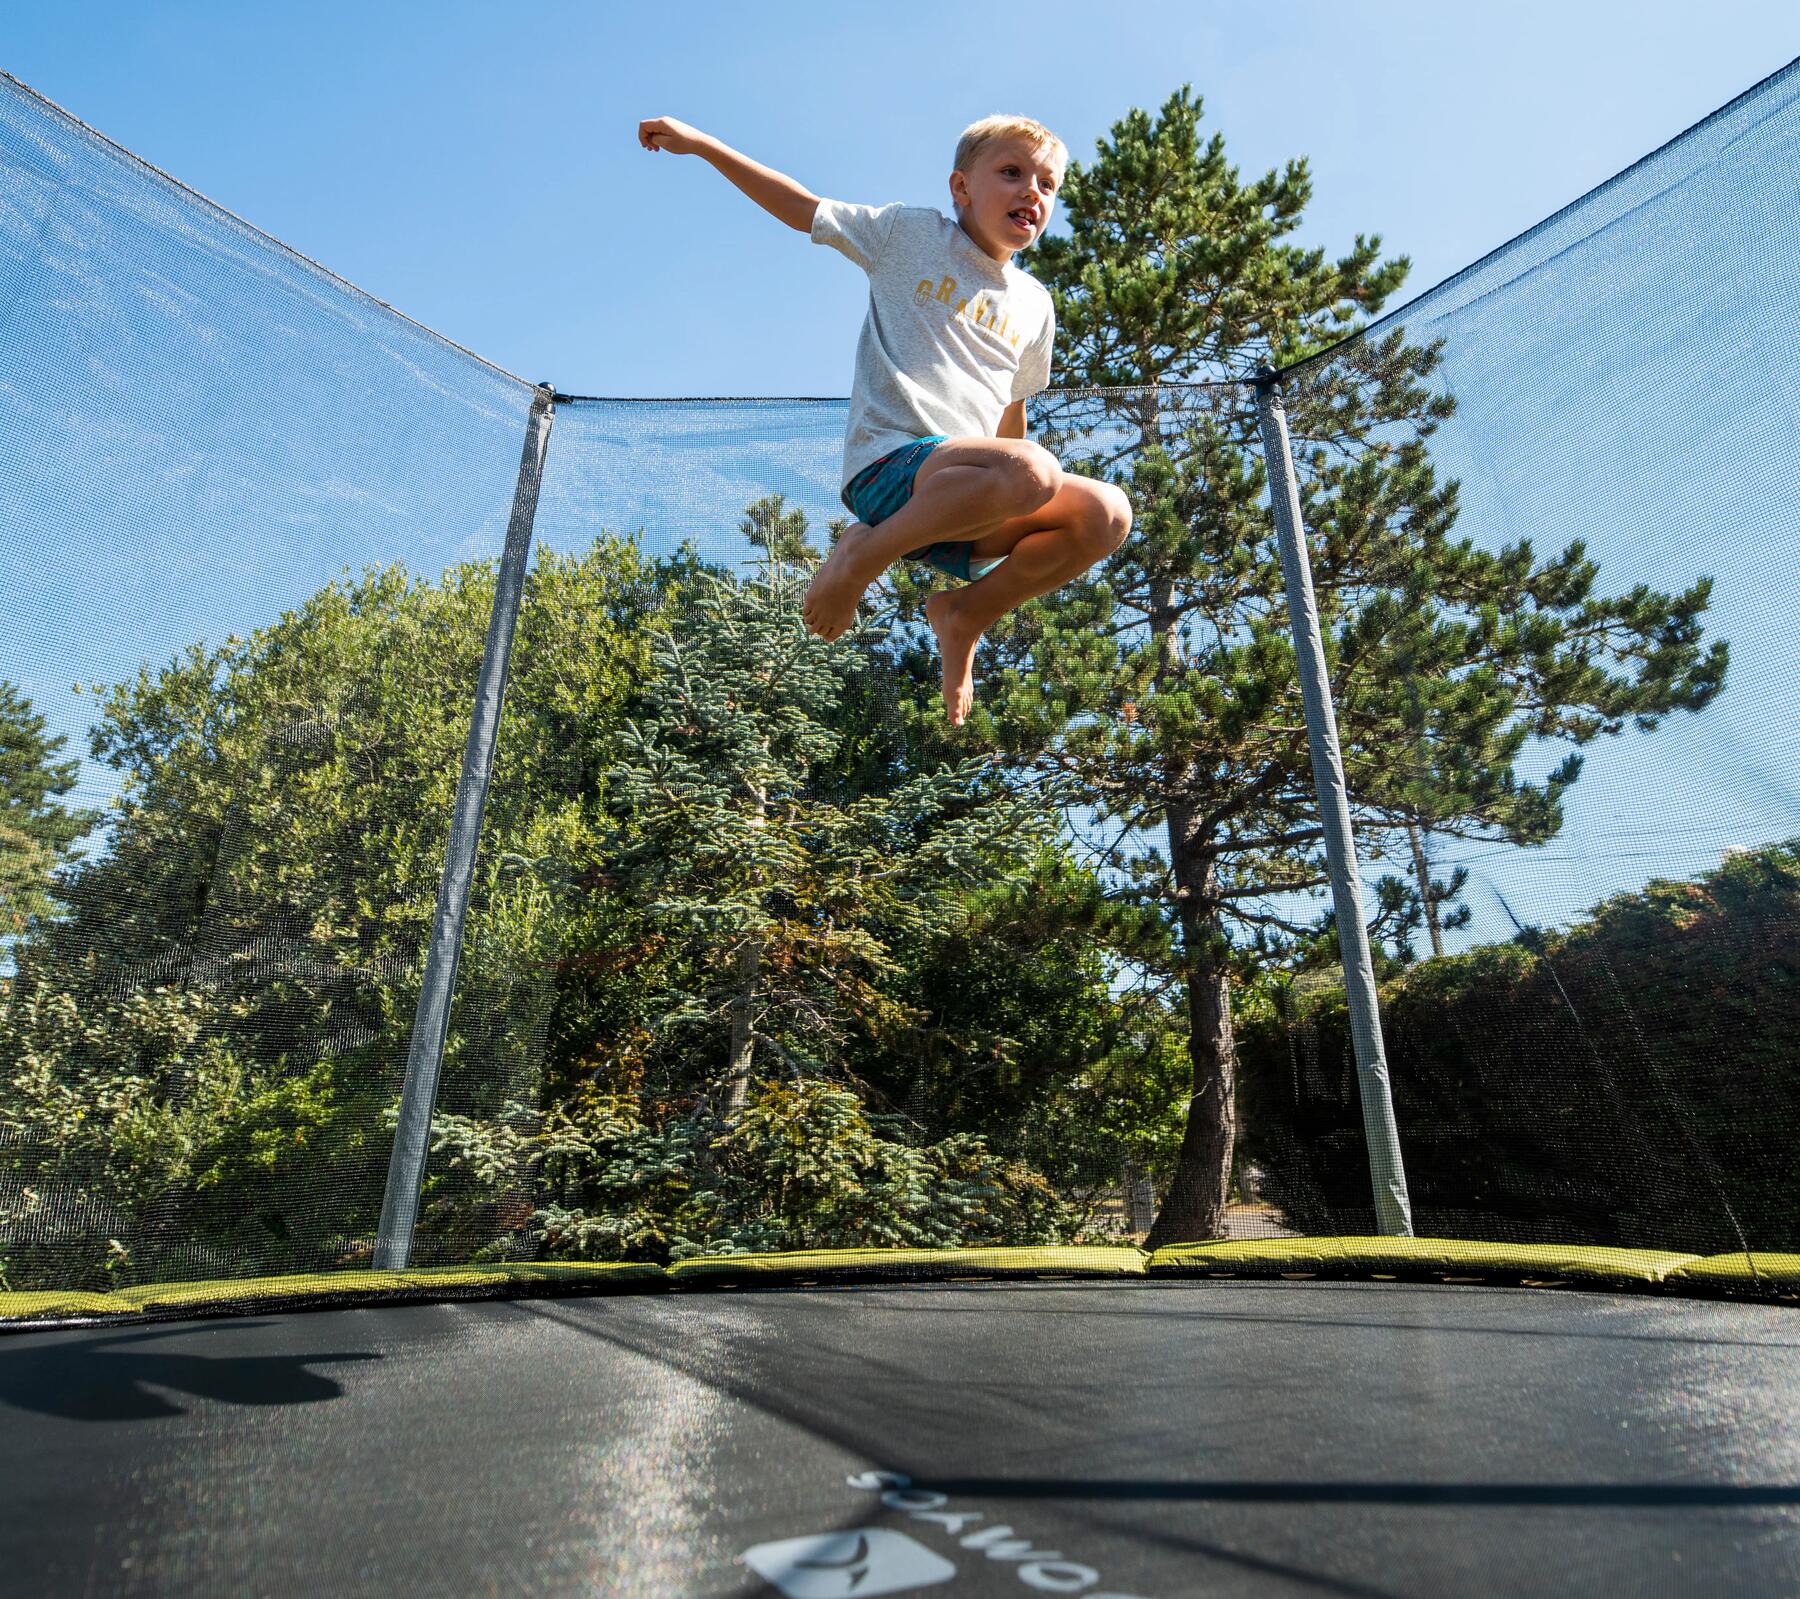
[1666,1252,1800,1291]
[5,1240,1796,1326]
[1147,1236,1700,1286]
[667,1245,1149,1283]
[0,1261,667,1327]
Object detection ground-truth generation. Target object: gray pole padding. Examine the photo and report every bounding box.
[374,385,557,1271]
[1253,368,1413,1237]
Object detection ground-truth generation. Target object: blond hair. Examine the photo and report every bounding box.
[953,115,1067,179]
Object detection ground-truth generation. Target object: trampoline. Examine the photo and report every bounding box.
[3,55,1799,1599]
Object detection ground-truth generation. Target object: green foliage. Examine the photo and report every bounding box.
[0,968,251,1289]
[1,541,655,1287]
[1236,841,1800,1252]
[0,680,98,945]
[857,846,1190,1196]
[1,517,1136,1288]
[593,532,1068,1098]
[421,1077,1072,1264]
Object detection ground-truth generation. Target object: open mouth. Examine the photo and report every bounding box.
[1009,211,1036,234]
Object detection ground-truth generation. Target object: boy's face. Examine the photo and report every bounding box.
[951,136,1063,259]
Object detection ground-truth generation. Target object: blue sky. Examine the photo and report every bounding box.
[9,1,1800,396]
[3,3,1798,956]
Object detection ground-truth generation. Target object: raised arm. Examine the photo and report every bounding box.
[638,117,819,234]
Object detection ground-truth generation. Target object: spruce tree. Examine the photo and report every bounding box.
[979,89,1728,1244]
[604,500,1058,1110]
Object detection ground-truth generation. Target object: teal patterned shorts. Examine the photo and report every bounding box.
[840,435,1002,583]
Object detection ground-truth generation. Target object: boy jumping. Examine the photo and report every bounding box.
[637,113,1131,726]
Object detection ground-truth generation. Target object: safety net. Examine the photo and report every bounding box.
[1,62,1795,1323]
[1249,63,1800,1269]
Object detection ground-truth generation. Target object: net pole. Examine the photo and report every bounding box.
[374,384,557,1271]
[1253,366,1414,1237]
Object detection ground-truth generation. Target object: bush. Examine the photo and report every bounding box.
[419,1076,1075,1265]
[1236,840,1800,1252]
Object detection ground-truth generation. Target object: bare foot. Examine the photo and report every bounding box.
[924,589,983,726]
[803,523,879,641]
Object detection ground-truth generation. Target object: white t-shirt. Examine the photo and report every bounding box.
[810,199,1056,488]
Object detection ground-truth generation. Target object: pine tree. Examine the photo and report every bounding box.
[0,681,96,943]
[981,89,1728,1244]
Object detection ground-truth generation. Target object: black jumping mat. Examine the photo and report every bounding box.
[3,1281,1797,1596]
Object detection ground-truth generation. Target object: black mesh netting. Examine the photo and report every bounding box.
[2,62,1794,1300]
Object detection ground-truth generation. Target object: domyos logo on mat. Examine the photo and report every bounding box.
[742,1529,956,1597]
[743,1471,1152,1597]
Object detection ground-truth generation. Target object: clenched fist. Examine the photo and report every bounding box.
[638,117,709,156]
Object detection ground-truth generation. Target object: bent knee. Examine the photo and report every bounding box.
[1080,480,1133,554]
[1002,440,1062,510]
[1101,482,1133,543]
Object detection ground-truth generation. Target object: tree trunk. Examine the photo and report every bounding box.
[1146,816,1238,1248]
[1123,1162,1156,1234]
[724,933,760,1113]
[725,754,769,1115]
[1140,551,1237,1248]
[1407,819,1444,958]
